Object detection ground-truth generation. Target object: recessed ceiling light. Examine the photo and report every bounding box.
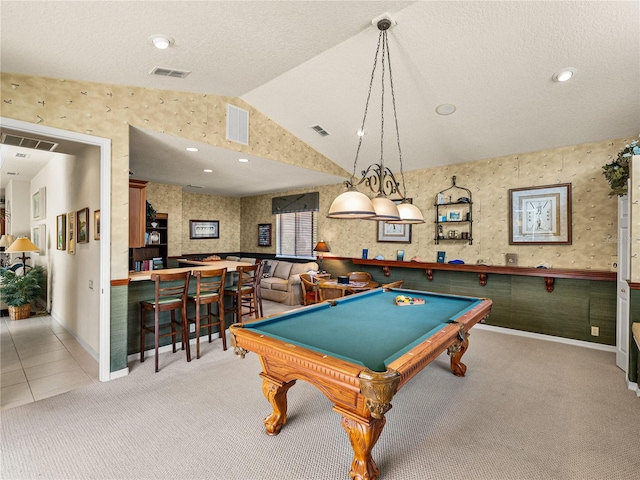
[149,35,174,49]
[238,158,249,163]
[203,169,212,173]
[435,104,456,115]
[357,129,365,137]
[552,68,576,82]
[185,147,198,152]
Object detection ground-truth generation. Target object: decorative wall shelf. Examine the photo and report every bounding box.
[435,176,473,245]
[352,258,616,293]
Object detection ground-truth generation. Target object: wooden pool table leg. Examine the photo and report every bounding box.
[260,374,296,435]
[340,414,386,480]
[448,332,470,377]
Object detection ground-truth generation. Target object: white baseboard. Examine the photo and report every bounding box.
[109,367,129,380]
[474,323,617,353]
[625,378,640,397]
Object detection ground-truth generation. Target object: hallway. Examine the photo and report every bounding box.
[0,314,99,410]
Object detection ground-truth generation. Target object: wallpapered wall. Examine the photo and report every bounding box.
[0,73,632,273]
[242,138,629,271]
[0,73,344,279]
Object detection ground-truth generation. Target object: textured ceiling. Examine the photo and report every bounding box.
[1,1,639,196]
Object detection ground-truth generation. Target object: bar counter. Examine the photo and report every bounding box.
[128,260,252,282]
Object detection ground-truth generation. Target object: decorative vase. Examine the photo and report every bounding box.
[8,304,31,321]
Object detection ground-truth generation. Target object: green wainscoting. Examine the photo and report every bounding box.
[110,285,129,373]
[322,258,617,347]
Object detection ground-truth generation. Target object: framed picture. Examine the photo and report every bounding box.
[94,210,100,240]
[509,183,572,245]
[258,223,272,247]
[377,199,412,243]
[77,208,89,244]
[31,224,45,255]
[189,220,219,239]
[448,210,462,221]
[56,214,66,250]
[32,187,46,220]
[68,211,76,254]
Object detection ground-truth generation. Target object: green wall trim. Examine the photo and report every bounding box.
[110,285,129,373]
[323,259,616,347]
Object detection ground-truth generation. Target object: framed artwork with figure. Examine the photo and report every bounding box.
[77,208,89,244]
[68,211,76,255]
[56,214,66,250]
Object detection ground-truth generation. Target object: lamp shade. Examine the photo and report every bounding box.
[314,241,330,253]
[0,234,15,249]
[327,189,375,219]
[5,237,39,253]
[367,196,401,221]
[387,201,426,224]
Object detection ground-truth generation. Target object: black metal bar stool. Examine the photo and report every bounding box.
[140,271,191,372]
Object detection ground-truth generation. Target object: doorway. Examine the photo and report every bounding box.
[1,117,111,382]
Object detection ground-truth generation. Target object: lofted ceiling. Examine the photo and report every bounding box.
[1,1,639,197]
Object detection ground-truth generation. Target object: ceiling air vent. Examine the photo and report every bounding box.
[149,67,191,79]
[1,133,58,151]
[311,125,330,137]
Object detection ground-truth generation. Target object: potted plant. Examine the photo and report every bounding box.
[0,266,45,320]
[602,136,640,197]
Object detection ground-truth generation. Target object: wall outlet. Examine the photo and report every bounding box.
[591,326,599,336]
[88,280,93,289]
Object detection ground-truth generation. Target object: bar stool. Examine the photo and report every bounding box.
[254,260,265,318]
[140,271,191,372]
[187,268,227,359]
[224,263,259,324]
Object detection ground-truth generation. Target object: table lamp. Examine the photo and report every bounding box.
[5,236,39,274]
[0,234,15,250]
[0,234,15,267]
[314,241,330,272]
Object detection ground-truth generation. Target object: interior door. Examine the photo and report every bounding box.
[616,194,630,371]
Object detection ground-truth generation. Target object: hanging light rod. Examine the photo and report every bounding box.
[327,15,424,224]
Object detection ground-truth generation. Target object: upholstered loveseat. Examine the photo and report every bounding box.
[259,259,319,306]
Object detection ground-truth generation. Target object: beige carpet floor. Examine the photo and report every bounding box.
[1,323,639,480]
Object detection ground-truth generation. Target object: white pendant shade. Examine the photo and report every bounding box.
[387,201,425,224]
[327,189,376,219]
[367,196,400,221]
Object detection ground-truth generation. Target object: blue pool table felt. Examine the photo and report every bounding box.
[245,289,483,371]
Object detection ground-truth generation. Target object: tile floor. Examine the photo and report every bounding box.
[1,314,99,411]
[0,300,294,411]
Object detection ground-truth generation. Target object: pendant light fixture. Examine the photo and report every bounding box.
[327,15,424,224]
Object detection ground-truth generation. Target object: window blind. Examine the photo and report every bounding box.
[276,211,317,258]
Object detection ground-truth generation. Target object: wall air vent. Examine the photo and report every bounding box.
[311,125,330,137]
[1,133,58,151]
[226,104,249,145]
[149,67,191,79]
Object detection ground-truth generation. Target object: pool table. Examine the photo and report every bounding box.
[230,288,492,480]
